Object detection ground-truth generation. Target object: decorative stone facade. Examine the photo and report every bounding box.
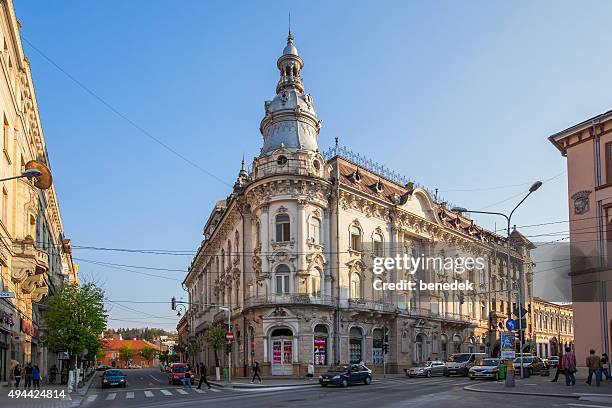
[532,297,573,358]
[183,32,535,376]
[0,0,77,385]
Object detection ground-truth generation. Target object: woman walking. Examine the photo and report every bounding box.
[32,365,40,388]
[13,364,22,388]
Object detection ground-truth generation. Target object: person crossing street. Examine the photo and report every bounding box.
[197,363,212,390]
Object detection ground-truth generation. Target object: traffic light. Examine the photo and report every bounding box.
[171,297,176,310]
[226,342,232,355]
[383,343,389,354]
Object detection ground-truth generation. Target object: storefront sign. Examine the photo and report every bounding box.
[20,318,35,337]
[0,291,15,298]
[0,310,14,327]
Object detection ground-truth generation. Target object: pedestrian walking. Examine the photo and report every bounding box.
[586,349,603,386]
[197,363,211,390]
[550,358,562,382]
[24,363,33,388]
[32,365,40,388]
[602,353,612,380]
[49,364,58,384]
[251,361,262,383]
[182,369,192,389]
[13,364,22,388]
[561,347,576,386]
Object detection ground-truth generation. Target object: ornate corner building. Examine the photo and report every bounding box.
[0,0,77,385]
[183,32,536,376]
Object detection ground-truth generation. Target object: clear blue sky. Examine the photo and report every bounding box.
[14,0,612,329]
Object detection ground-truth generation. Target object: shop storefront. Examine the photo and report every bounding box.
[0,303,15,383]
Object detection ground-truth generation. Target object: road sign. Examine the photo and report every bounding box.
[501,331,516,360]
[226,332,234,341]
[0,291,15,298]
[505,319,517,331]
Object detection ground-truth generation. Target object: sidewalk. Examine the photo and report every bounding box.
[464,370,612,404]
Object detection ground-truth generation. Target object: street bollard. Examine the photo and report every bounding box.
[504,360,515,387]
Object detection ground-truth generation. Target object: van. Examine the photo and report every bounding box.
[444,353,486,376]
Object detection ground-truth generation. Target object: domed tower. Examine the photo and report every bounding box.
[258,31,322,156]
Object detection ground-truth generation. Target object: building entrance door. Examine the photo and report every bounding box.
[271,328,293,375]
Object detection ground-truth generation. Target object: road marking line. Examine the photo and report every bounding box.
[567,404,612,408]
[150,374,163,383]
[177,389,189,394]
[86,395,98,402]
[160,389,172,395]
[210,387,221,392]
[195,389,205,393]
[105,393,116,400]
[144,391,154,397]
[126,392,134,399]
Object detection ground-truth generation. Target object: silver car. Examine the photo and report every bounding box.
[468,358,501,380]
[406,361,447,378]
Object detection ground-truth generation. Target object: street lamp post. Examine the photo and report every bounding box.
[452,180,541,386]
[172,298,232,383]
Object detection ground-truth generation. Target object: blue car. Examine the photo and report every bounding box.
[101,369,127,388]
[319,364,372,387]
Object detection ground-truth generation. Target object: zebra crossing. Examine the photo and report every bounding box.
[83,386,223,404]
[370,376,473,387]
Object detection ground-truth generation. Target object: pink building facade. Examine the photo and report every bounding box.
[550,110,612,364]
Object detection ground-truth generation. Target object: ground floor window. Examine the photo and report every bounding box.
[349,327,363,363]
[372,328,383,365]
[415,333,427,363]
[314,325,328,365]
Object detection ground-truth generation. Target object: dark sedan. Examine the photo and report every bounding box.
[95,365,110,372]
[319,364,372,387]
[101,369,127,388]
[513,356,548,376]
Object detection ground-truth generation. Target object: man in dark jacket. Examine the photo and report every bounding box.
[24,363,33,388]
[251,361,262,383]
[197,363,212,389]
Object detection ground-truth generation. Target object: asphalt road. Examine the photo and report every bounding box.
[78,368,600,408]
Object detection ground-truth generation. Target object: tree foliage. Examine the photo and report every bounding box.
[42,283,107,364]
[119,345,134,365]
[139,345,158,365]
[202,325,226,367]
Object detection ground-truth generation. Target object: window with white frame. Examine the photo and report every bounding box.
[275,214,290,242]
[373,233,383,257]
[310,268,322,297]
[275,265,290,295]
[350,225,362,251]
[309,217,321,244]
[350,273,361,299]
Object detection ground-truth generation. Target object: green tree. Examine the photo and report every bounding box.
[202,325,225,368]
[119,345,134,366]
[139,345,158,367]
[42,283,107,370]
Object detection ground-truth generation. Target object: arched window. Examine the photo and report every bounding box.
[373,328,384,364]
[309,217,321,244]
[349,327,363,363]
[310,268,322,297]
[432,334,438,353]
[350,225,362,251]
[415,334,427,363]
[275,265,290,295]
[276,214,290,242]
[401,332,409,353]
[373,233,383,257]
[313,324,328,365]
[452,334,462,353]
[440,334,448,361]
[350,273,361,299]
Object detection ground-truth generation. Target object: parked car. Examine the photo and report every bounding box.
[168,363,189,385]
[406,361,447,378]
[468,358,501,380]
[319,364,372,387]
[513,356,547,376]
[101,369,127,388]
[547,356,559,368]
[445,353,486,376]
[95,365,110,372]
[127,364,143,369]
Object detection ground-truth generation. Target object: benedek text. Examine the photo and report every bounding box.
[373,279,474,291]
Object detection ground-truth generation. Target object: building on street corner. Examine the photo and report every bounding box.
[0,0,77,386]
[181,31,537,376]
[531,297,573,358]
[549,109,612,364]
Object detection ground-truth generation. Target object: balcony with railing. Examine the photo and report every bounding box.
[251,156,323,180]
[244,294,336,309]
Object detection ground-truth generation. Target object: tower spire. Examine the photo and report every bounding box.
[288,12,292,43]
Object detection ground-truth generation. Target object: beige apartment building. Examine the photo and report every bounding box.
[549,110,612,364]
[181,32,538,377]
[531,298,573,358]
[0,0,77,385]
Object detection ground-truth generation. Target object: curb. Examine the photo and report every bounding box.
[463,383,579,399]
[231,383,319,389]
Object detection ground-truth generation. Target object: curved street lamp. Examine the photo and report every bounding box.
[451,181,542,383]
